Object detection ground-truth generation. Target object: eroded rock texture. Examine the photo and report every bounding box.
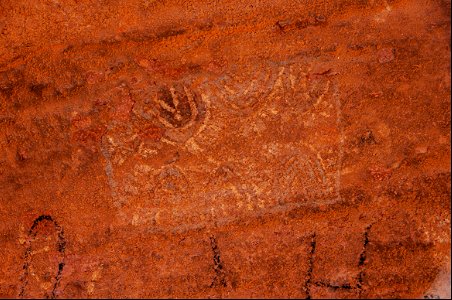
[0,0,450,298]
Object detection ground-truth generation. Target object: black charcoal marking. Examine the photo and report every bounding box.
[314,281,354,290]
[19,215,66,299]
[304,233,316,299]
[424,294,441,299]
[310,224,373,298]
[209,236,227,288]
[51,262,65,298]
[357,224,372,297]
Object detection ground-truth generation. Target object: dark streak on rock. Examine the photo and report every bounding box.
[310,224,373,298]
[156,28,187,39]
[209,236,227,288]
[19,215,66,299]
[304,233,316,299]
[29,83,48,98]
[357,224,372,297]
[314,281,355,290]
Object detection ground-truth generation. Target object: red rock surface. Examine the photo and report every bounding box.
[0,0,450,298]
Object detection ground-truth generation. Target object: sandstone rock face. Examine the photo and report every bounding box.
[0,0,450,298]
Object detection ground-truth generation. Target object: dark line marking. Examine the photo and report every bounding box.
[357,223,372,298]
[310,224,373,298]
[424,294,441,299]
[19,215,66,299]
[209,236,227,288]
[155,28,187,40]
[314,281,355,290]
[303,233,316,299]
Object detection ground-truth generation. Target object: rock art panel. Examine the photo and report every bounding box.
[99,59,344,231]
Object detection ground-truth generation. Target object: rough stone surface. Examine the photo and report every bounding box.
[0,0,450,298]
